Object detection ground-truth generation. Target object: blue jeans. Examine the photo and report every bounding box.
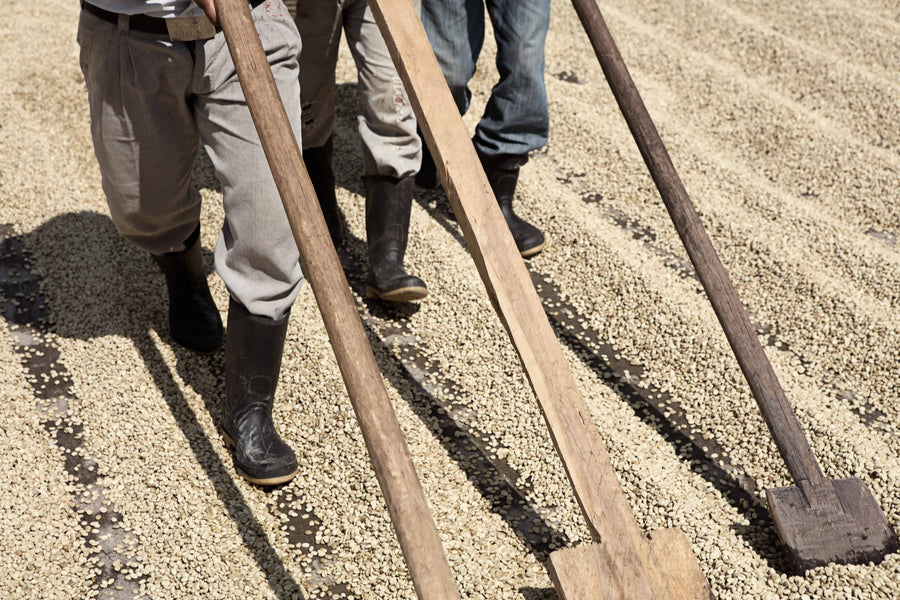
[420,0,551,158]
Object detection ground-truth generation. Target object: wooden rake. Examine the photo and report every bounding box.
[214,1,461,598]
[569,0,899,574]
[366,0,713,598]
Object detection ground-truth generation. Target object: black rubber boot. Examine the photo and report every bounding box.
[364,175,428,302]
[414,134,440,189]
[151,224,224,353]
[478,151,546,258]
[222,298,297,486]
[303,135,344,247]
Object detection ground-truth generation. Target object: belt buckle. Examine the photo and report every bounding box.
[165,6,217,41]
[165,15,216,41]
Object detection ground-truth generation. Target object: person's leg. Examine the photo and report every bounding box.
[195,2,304,321]
[474,0,551,257]
[295,0,345,246]
[416,0,485,188]
[476,0,550,157]
[77,8,222,350]
[345,0,426,301]
[477,150,545,257]
[193,1,305,485]
[419,0,483,115]
[346,0,421,180]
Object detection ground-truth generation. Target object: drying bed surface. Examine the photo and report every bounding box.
[0,0,898,598]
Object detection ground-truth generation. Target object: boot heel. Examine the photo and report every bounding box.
[366,283,428,302]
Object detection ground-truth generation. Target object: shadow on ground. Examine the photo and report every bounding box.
[4,211,306,600]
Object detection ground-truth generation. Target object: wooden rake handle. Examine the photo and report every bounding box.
[366,0,663,580]
[213,1,460,598]
[365,2,717,596]
[570,0,824,485]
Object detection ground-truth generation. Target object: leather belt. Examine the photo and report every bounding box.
[80,0,267,36]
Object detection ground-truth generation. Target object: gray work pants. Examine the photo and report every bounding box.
[294,0,421,178]
[77,1,305,320]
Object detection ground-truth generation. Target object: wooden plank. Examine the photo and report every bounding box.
[547,544,624,600]
[212,1,461,598]
[548,529,712,600]
[365,1,712,598]
[367,0,647,551]
[646,529,714,600]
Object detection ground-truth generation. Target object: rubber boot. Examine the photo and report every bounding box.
[303,135,344,247]
[414,132,440,189]
[478,151,546,258]
[222,298,297,486]
[364,175,428,302]
[151,224,223,353]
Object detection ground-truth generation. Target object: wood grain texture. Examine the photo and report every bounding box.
[645,529,715,600]
[213,1,460,598]
[548,529,712,600]
[548,544,624,600]
[768,478,900,573]
[368,0,644,547]
[366,0,711,597]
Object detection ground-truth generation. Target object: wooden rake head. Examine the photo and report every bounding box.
[767,477,899,573]
[547,528,713,600]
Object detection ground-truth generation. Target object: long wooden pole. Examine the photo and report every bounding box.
[365,1,712,597]
[368,0,645,549]
[213,2,460,598]
[569,1,900,576]
[568,0,824,485]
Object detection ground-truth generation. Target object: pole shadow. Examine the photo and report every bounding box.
[410,187,792,573]
[332,229,571,563]
[11,210,306,600]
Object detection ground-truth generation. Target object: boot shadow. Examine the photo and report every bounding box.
[8,210,307,600]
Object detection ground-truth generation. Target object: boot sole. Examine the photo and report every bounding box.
[366,285,428,302]
[221,431,298,487]
[171,317,224,354]
[172,334,222,355]
[519,240,546,259]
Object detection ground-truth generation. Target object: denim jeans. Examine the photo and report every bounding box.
[420,0,551,157]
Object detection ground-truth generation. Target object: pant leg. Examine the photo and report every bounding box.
[475,0,551,157]
[294,0,343,150]
[419,0,485,116]
[77,8,201,255]
[193,0,305,320]
[343,0,421,178]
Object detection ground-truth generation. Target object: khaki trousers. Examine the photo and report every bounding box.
[294,0,422,178]
[78,1,305,319]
